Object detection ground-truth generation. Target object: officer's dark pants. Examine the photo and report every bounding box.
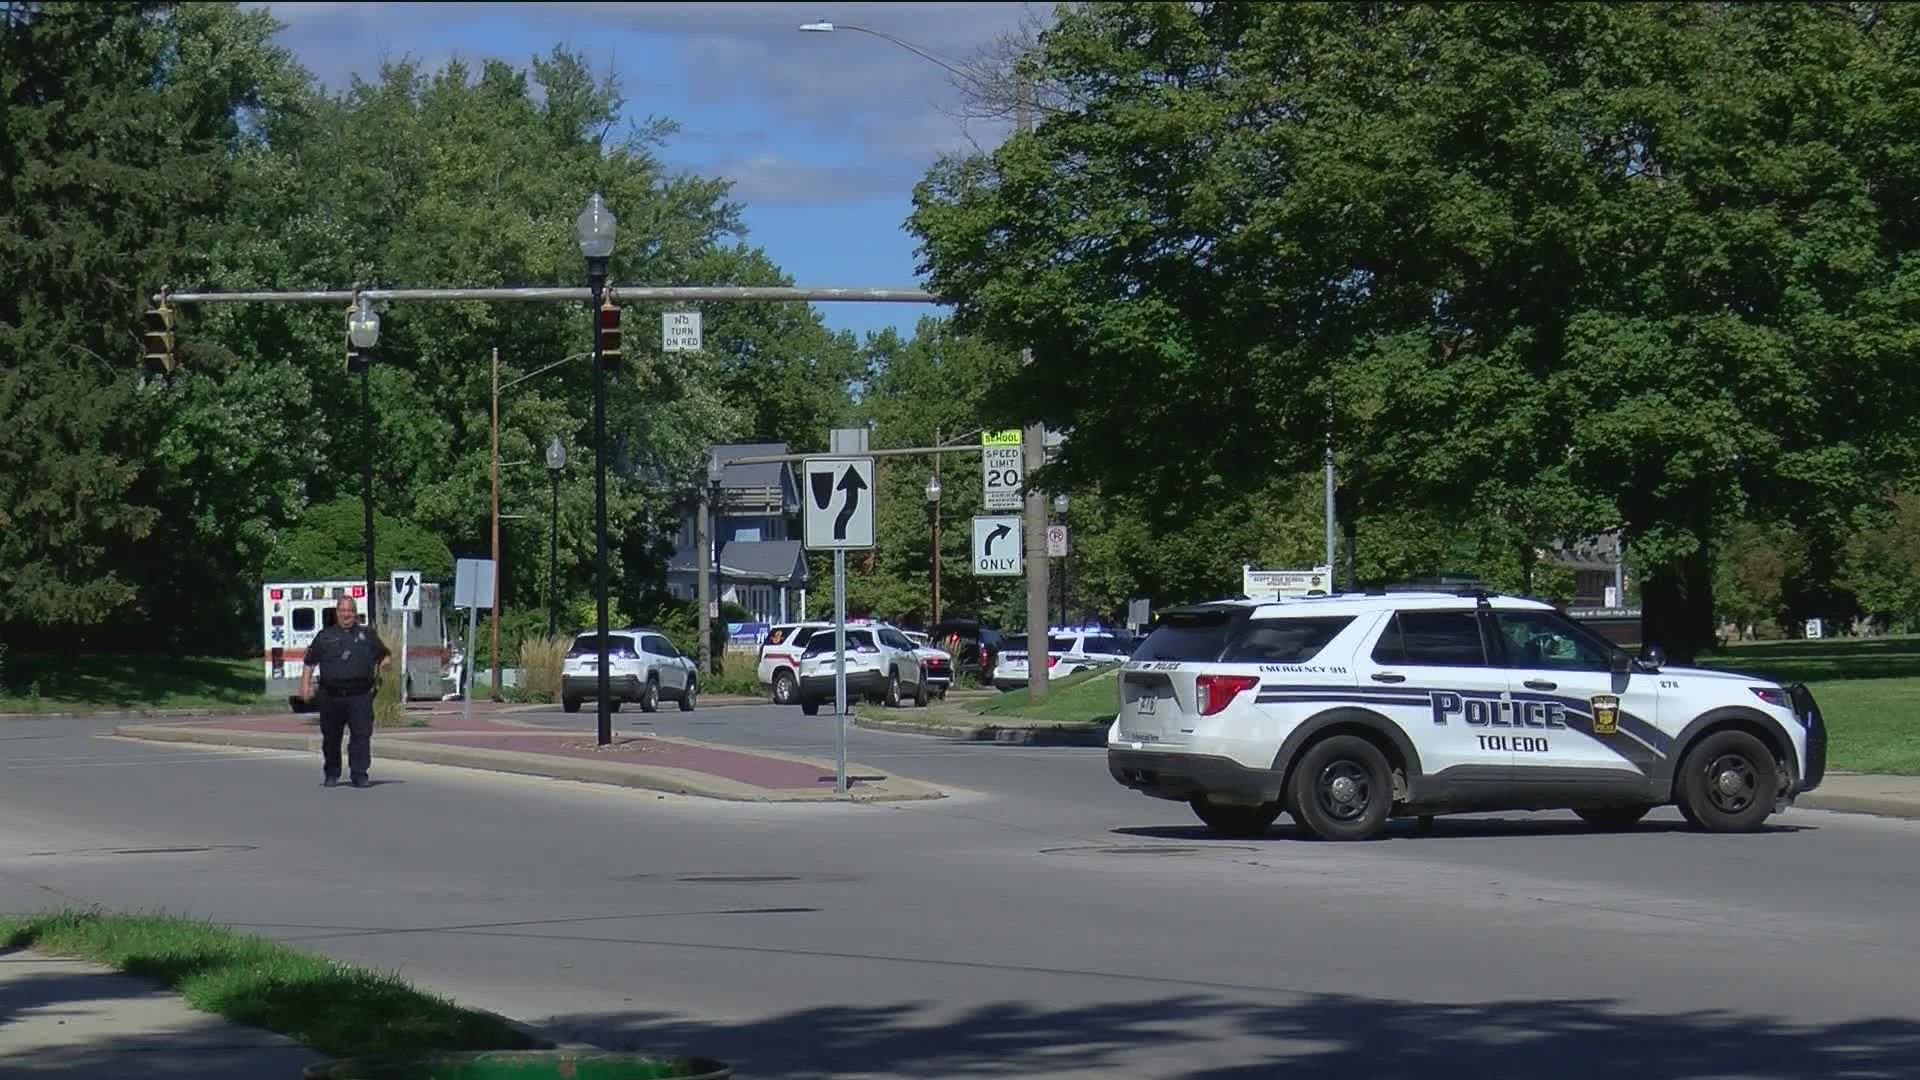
[318,690,374,780]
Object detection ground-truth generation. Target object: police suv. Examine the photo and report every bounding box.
[1108,589,1827,841]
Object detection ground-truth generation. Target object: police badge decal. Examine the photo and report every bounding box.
[1590,694,1621,735]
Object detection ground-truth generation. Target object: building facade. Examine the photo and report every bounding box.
[665,443,809,625]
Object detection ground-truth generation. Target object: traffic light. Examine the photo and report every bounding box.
[597,299,622,369]
[142,304,177,373]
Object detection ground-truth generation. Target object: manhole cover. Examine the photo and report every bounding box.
[27,844,257,858]
[618,872,860,885]
[1039,845,1262,858]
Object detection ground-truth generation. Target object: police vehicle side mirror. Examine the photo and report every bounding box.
[1609,650,1634,677]
[1638,644,1668,670]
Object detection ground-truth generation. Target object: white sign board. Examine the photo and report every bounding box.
[390,570,423,613]
[982,446,1023,510]
[1805,618,1824,640]
[662,311,702,353]
[803,457,876,550]
[1242,565,1333,601]
[972,515,1023,576]
[453,558,495,610]
[1046,525,1069,559]
[1603,586,1619,608]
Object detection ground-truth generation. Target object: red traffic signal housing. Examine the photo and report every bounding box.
[598,300,622,369]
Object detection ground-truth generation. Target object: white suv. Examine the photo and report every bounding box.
[994,627,1135,690]
[795,623,930,714]
[758,622,831,704]
[1108,590,1827,840]
[561,629,699,714]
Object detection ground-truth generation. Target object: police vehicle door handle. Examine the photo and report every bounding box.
[1370,672,1406,684]
[1524,678,1558,691]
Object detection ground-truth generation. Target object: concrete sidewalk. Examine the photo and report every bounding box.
[113,713,944,803]
[1801,772,1920,821]
[0,949,317,1079]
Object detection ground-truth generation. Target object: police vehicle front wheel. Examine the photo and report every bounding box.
[1290,735,1394,841]
[640,677,660,714]
[1676,730,1777,833]
[1190,798,1282,838]
[679,678,697,712]
[562,696,581,714]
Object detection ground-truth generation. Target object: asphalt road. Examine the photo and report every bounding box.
[4,705,1920,1079]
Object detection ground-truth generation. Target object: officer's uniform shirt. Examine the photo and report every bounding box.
[307,619,391,695]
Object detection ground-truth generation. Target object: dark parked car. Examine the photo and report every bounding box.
[927,617,1008,684]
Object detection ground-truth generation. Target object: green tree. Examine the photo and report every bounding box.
[1837,487,1920,631]
[912,2,1920,660]
[263,498,454,584]
[0,2,304,645]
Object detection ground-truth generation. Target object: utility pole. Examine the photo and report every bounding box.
[1017,75,1052,702]
[696,477,712,676]
[1324,392,1337,581]
[490,346,503,700]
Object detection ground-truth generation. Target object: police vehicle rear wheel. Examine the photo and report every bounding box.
[679,678,697,712]
[772,671,798,705]
[1677,730,1777,833]
[562,696,581,714]
[1190,798,1282,838]
[1291,735,1394,842]
[640,677,660,714]
[885,672,902,708]
[913,672,929,707]
[1575,805,1653,830]
[801,699,821,716]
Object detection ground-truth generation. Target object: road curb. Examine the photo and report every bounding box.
[114,723,945,803]
[1799,793,1920,821]
[852,712,1107,746]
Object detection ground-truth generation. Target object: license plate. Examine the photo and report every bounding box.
[1137,695,1157,715]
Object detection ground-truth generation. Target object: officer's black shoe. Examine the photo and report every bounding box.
[351,776,371,789]
[323,776,341,788]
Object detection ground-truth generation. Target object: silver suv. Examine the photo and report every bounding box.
[561,629,699,714]
[796,623,930,715]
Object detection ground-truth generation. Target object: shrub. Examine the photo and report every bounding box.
[516,634,568,703]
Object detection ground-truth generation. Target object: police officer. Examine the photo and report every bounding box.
[298,595,391,788]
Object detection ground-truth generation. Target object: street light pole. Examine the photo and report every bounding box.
[346,296,381,621]
[925,471,943,626]
[578,193,617,747]
[546,435,566,636]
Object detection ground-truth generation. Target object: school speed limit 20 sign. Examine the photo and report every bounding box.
[981,429,1023,511]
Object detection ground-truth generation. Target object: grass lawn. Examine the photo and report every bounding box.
[1698,636,1920,775]
[1,910,536,1058]
[968,667,1119,726]
[0,653,275,714]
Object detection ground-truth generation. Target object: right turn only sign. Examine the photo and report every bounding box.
[972,515,1023,576]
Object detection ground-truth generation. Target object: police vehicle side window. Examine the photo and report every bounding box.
[1222,617,1355,663]
[1492,611,1613,671]
[292,608,316,633]
[1373,611,1487,666]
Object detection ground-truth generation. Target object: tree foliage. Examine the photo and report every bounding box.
[912,2,1920,659]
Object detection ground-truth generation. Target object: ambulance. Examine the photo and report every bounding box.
[261,579,448,700]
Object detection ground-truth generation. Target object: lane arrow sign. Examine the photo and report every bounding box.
[833,466,868,540]
[985,523,1012,555]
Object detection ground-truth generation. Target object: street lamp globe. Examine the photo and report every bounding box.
[546,435,566,472]
[925,474,942,504]
[575,193,617,259]
[1053,492,1070,514]
[347,295,380,349]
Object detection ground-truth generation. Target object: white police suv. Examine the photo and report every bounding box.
[1108,589,1827,840]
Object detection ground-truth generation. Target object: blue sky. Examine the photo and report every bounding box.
[260,1,1043,342]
